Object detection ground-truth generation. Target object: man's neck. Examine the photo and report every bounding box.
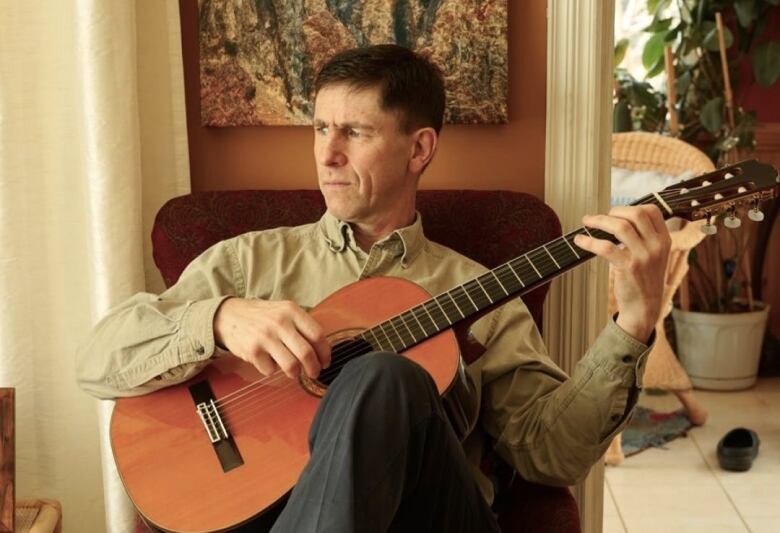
[351,213,415,252]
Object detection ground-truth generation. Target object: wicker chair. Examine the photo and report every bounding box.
[605,132,715,465]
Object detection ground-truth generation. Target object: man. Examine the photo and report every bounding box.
[77,45,670,532]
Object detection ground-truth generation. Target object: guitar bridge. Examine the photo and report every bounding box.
[196,399,229,443]
[189,380,244,472]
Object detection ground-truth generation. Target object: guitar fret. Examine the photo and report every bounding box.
[491,271,509,295]
[365,328,382,350]
[542,244,561,269]
[526,254,542,278]
[430,298,454,324]
[455,286,479,312]
[408,308,430,337]
[397,315,419,344]
[496,264,522,293]
[388,318,406,349]
[507,261,526,287]
[475,277,494,303]
[420,302,444,330]
[562,235,580,259]
[378,323,399,352]
[444,293,466,318]
[551,237,580,266]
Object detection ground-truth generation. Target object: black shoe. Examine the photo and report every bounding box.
[717,427,760,472]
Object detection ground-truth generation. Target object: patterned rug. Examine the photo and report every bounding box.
[621,406,693,457]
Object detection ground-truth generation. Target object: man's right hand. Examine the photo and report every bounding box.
[213,298,331,380]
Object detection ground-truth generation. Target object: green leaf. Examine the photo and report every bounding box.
[675,70,692,96]
[644,17,673,33]
[751,40,780,87]
[614,38,629,67]
[647,0,671,14]
[643,32,668,69]
[646,55,667,78]
[734,0,757,28]
[701,97,724,134]
[703,26,733,51]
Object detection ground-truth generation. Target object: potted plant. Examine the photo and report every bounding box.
[613,0,780,163]
[671,213,771,390]
[612,0,779,389]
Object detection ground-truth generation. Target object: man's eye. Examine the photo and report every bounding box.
[348,128,361,138]
[315,126,328,135]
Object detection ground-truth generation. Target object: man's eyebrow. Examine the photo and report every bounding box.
[312,119,376,130]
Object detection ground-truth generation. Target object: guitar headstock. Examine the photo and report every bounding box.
[648,160,779,230]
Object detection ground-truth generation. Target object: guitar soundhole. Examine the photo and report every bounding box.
[319,337,374,385]
[300,335,375,397]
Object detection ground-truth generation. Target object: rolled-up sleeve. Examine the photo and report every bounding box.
[473,300,651,486]
[76,238,246,399]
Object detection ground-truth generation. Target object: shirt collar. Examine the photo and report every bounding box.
[318,210,425,265]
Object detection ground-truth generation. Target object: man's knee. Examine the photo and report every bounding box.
[339,351,438,403]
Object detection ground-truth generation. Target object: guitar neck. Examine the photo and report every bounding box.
[357,158,780,354]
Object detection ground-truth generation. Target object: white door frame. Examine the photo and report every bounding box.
[543,2,615,532]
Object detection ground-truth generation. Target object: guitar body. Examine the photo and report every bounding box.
[111,277,460,533]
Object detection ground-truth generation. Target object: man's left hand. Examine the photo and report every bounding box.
[573,204,671,343]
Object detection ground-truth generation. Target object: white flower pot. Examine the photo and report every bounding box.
[672,303,770,390]
[672,302,769,390]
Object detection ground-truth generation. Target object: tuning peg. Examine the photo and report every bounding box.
[748,208,764,222]
[701,214,718,235]
[701,223,718,235]
[724,215,742,229]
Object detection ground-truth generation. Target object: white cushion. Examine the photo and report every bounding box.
[611,166,693,207]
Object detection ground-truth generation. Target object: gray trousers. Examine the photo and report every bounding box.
[267,352,501,533]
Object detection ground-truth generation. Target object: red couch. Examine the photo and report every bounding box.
[138,189,580,533]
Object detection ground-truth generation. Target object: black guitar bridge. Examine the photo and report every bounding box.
[189,380,244,473]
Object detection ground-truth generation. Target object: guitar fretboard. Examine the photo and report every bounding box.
[356,226,618,353]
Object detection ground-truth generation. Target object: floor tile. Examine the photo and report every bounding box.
[612,484,747,533]
[742,516,780,533]
[604,377,780,533]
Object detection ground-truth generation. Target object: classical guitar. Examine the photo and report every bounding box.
[111,160,778,533]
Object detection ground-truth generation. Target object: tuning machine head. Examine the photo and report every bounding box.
[723,207,741,229]
[724,214,742,229]
[701,214,718,235]
[748,200,765,222]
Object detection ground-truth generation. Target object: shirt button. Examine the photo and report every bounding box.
[621,355,634,364]
[196,346,205,355]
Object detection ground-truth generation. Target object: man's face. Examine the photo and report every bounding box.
[313,83,418,229]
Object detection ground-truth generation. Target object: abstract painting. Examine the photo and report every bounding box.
[199,0,507,126]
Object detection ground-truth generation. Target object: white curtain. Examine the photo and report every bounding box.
[0,1,190,531]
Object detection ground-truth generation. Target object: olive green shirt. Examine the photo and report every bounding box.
[76,211,650,503]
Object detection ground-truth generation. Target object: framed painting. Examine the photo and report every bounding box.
[199,0,507,126]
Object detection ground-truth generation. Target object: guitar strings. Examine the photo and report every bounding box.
[210,190,684,423]
[213,188,684,417]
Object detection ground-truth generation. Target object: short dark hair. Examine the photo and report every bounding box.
[314,44,445,134]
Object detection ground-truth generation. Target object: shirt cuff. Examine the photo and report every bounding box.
[592,316,654,389]
[108,296,231,390]
[179,296,233,361]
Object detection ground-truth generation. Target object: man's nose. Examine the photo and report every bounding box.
[318,133,347,167]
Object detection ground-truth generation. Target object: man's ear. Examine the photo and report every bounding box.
[408,127,438,174]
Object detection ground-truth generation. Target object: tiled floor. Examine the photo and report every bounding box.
[604,377,780,533]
